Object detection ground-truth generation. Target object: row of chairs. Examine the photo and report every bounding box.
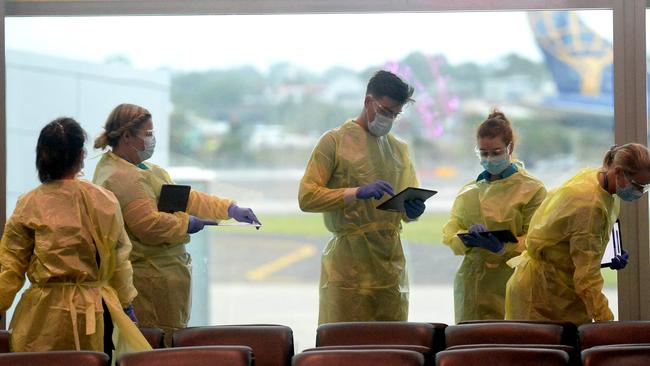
[2,320,650,365]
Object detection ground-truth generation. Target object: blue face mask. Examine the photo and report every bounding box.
[480,156,510,175]
[616,174,644,201]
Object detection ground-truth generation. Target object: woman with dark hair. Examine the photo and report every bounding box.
[0,117,150,355]
[442,109,547,322]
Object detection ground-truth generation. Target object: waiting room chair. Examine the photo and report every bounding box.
[315,322,436,364]
[582,344,650,366]
[173,325,293,366]
[445,322,564,347]
[0,331,9,353]
[579,321,650,350]
[0,350,108,366]
[302,345,431,365]
[293,349,425,366]
[459,319,578,348]
[436,347,569,366]
[139,327,165,349]
[117,345,253,366]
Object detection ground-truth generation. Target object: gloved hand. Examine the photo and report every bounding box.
[463,232,504,253]
[356,180,395,200]
[610,250,629,270]
[124,304,138,323]
[187,215,218,234]
[468,224,487,234]
[228,204,262,229]
[404,199,425,219]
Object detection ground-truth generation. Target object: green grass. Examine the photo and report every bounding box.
[256,212,449,245]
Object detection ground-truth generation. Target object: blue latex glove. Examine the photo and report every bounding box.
[356,180,395,200]
[463,232,504,253]
[610,250,629,270]
[404,199,425,219]
[124,304,138,323]
[228,204,262,229]
[187,215,217,234]
[468,224,487,234]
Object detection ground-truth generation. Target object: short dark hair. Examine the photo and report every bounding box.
[366,70,415,105]
[36,117,87,183]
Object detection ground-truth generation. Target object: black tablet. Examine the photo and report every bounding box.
[375,187,437,212]
[457,229,518,244]
[157,184,191,213]
[601,219,623,268]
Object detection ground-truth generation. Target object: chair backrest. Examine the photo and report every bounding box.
[139,327,165,349]
[316,322,434,348]
[445,344,578,366]
[117,345,253,366]
[582,344,650,366]
[293,349,425,366]
[173,325,293,366]
[459,320,578,348]
[0,351,109,366]
[436,347,569,366]
[579,321,650,350]
[445,322,564,347]
[0,331,9,353]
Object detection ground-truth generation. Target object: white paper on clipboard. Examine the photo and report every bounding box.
[601,219,622,268]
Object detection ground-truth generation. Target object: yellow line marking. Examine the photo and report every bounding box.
[246,244,317,281]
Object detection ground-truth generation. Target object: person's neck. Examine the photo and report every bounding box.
[113,144,141,165]
[355,109,369,132]
[599,170,617,194]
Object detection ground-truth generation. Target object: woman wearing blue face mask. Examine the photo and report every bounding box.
[442,109,547,322]
[506,143,650,325]
[92,103,261,345]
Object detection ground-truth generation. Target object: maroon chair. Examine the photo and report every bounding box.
[582,344,650,366]
[445,322,564,347]
[293,349,424,366]
[436,347,569,366]
[579,321,650,350]
[459,320,578,348]
[0,331,9,353]
[315,322,436,364]
[0,350,108,366]
[173,325,293,366]
[117,345,253,366]
[139,327,165,349]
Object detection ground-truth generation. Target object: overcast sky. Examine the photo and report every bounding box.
[7,11,613,73]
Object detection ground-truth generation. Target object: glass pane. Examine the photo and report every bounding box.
[6,9,615,348]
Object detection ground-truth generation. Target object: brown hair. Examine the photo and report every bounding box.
[36,117,87,183]
[476,109,516,152]
[602,143,650,174]
[94,103,151,150]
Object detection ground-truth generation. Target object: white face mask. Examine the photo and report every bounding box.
[130,131,156,162]
[366,102,395,137]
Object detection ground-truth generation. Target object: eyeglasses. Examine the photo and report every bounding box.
[475,144,512,159]
[624,172,650,193]
[373,100,402,119]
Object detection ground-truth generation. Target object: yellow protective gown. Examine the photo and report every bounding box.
[298,119,419,324]
[92,151,232,343]
[505,168,619,325]
[442,163,546,323]
[0,179,150,356]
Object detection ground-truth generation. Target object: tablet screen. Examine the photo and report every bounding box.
[601,219,622,268]
[375,187,437,212]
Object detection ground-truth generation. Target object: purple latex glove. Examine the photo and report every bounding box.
[124,304,138,323]
[228,204,261,229]
[404,199,425,219]
[356,180,395,200]
[187,215,217,234]
[468,224,487,234]
[463,232,504,253]
[610,250,629,270]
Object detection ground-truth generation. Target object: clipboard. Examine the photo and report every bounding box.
[457,229,518,244]
[157,184,191,213]
[376,187,437,212]
[601,219,623,268]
